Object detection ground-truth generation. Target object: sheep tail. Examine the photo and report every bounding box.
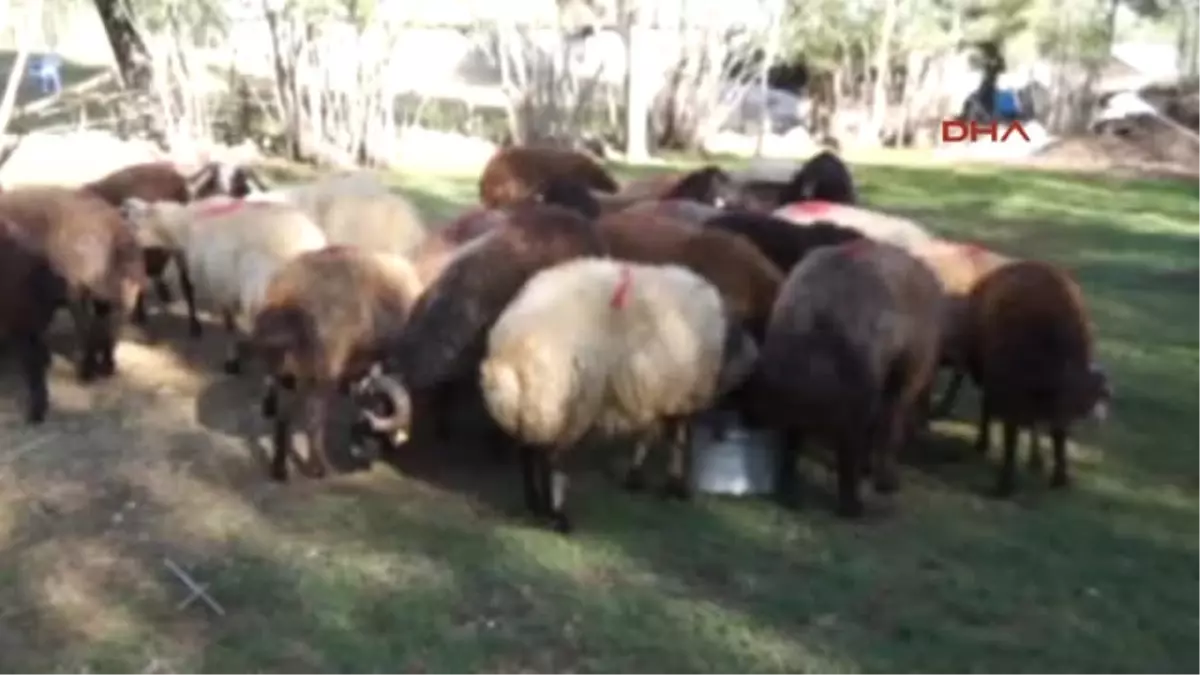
[479,359,524,437]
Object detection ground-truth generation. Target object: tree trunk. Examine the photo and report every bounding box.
[622,0,649,162]
[868,0,897,142]
[0,0,39,135]
[262,1,302,161]
[755,0,785,157]
[92,0,153,91]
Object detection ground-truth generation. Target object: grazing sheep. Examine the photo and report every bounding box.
[0,187,147,421]
[82,161,267,326]
[597,165,737,213]
[779,150,858,204]
[748,239,944,517]
[244,171,427,257]
[911,239,1015,417]
[479,145,619,208]
[371,195,608,443]
[251,246,424,480]
[411,208,508,286]
[703,210,864,273]
[596,209,784,338]
[962,260,1112,496]
[774,200,934,251]
[119,196,327,372]
[478,257,759,533]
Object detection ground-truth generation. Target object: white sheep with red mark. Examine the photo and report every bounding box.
[119,195,327,372]
[478,257,760,534]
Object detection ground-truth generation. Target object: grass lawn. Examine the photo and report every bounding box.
[0,157,1195,673]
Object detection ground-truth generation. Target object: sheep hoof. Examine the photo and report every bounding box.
[269,465,288,482]
[835,499,865,518]
[549,512,572,535]
[76,362,96,383]
[305,462,328,479]
[260,394,277,418]
[222,358,242,375]
[990,481,1016,499]
[622,467,647,493]
[873,475,899,495]
[660,477,692,501]
[188,321,203,338]
[1049,472,1069,489]
[25,406,46,425]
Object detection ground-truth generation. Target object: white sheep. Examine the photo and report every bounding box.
[478,257,759,533]
[245,171,428,257]
[119,195,328,372]
[774,201,934,251]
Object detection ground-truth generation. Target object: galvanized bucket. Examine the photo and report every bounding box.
[689,415,780,496]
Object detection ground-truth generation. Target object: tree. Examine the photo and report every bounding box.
[92,0,154,91]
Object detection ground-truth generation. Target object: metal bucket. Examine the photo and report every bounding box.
[689,416,780,496]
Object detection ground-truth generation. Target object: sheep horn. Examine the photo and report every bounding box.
[359,370,411,443]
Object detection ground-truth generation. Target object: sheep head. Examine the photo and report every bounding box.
[1075,361,1113,423]
[350,362,413,447]
[186,162,271,200]
[715,323,760,398]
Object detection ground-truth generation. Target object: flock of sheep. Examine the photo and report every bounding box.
[0,144,1113,534]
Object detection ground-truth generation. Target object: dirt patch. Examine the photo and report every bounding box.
[1031,117,1199,180]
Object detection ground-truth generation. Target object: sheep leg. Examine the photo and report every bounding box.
[19,332,51,424]
[1027,426,1045,473]
[518,444,546,516]
[1048,426,1069,488]
[834,432,865,518]
[992,420,1019,498]
[932,369,965,418]
[973,393,994,455]
[302,385,335,479]
[221,310,245,375]
[131,292,149,327]
[622,438,651,493]
[661,418,693,501]
[544,453,572,534]
[774,428,803,510]
[66,296,98,383]
[154,277,173,305]
[269,387,295,482]
[174,256,202,338]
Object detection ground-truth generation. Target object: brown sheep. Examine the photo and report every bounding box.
[479,145,619,208]
[911,239,1015,417]
[747,239,944,517]
[0,187,147,421]
[410,207,508,286]
[962,260,1112,496]
[82,161,266,327]
[596,209,784,339]
[251,245,425,481]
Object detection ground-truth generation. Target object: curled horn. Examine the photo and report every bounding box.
[354,363,412,438]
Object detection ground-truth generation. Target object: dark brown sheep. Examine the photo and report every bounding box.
[596,209,783,339]
[0,187,147,421]
[479,145,619,208]
[371,195,608,444]
[251,245,424,480]
[778,149,857,205]
[702,210,864,273]
[962,260,1112,496]
[410,207,508,286]
[82,160,266,327]
[747,239,943,517]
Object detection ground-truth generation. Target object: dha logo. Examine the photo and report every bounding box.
[941,119,1032,144]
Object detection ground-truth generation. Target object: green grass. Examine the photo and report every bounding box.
[1,157,1196,673]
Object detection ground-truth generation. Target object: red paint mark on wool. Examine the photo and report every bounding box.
[195,199,245,218]
[610,265,634,309]
[784,200,834,218]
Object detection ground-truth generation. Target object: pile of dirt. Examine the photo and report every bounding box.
[1032,115,1199,178]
